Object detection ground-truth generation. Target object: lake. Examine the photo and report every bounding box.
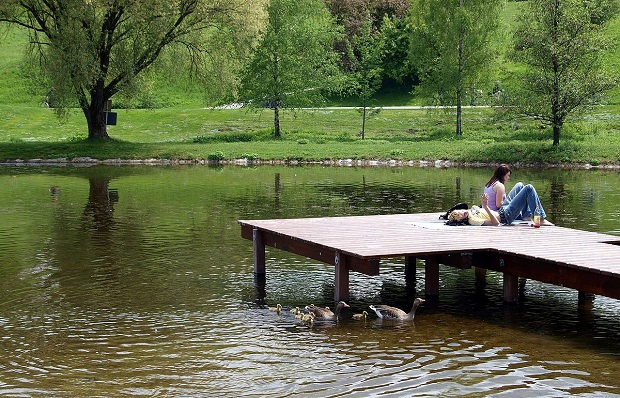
[1,164,619,397]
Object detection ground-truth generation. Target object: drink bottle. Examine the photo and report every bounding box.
[532,205,541,228]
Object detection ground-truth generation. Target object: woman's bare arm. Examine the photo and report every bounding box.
[495,183,506,209]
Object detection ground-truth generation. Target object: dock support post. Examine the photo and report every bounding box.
[578,291,595,306]
[253,228,266,275]
[334,251,350,302]
[405,256,416,285]
[503,273,519,302]
[254,273,266,304]
[405,256,417,301]
[474,267,487,297]
[424,256,440,296]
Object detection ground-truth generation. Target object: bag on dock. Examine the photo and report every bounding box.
[439,202,469,225]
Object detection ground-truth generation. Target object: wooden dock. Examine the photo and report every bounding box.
[238,213,620,303]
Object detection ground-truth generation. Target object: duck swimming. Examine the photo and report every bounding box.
[268,304,282,315]
[305,301,350,321]
[352,310,368,320]
[369,298,425,321]
[300,312,315,323]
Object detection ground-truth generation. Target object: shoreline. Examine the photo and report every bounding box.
[1,157,619,170]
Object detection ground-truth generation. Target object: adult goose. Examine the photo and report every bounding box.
[305,301,350,321]
[369,298,425,321]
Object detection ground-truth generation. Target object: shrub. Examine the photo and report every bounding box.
[242,153,259,161]
[193,132,254,143]
[207,151,225,161]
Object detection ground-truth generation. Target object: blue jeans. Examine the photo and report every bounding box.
[500,182,546,224]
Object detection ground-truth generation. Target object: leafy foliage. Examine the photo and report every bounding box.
[509,0,620,145]
[408,0,504,136]
[379,15,415,84]
[238,0,345,137]
[0,0,253,139]
[325,0,410,73]
[346,16,384,139]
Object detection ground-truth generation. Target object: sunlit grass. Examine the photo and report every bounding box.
[1,104,619,165]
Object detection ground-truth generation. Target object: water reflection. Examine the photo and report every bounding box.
[82,175,118,233]
[1,165,620,397]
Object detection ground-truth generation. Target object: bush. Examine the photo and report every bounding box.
[242,153,259,161]
[194,132,254,143]
[207,151,225,161]
[193,129,277,143]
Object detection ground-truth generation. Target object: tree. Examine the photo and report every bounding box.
[0,0,249,140]
[325,0,411,139]
[238,0,345,138]
[325,0,410,73]
[510,0,620,146]
[379,14,415,85]
[409,0,503,136]
[346,16,384,139]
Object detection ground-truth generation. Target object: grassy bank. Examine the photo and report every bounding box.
[1,104,619,166]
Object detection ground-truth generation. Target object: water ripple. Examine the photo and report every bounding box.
[3,166,620,396]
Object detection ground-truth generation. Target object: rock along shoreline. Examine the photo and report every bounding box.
[1,157,619,170]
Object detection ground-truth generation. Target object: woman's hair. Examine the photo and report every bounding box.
[485,164,511,187]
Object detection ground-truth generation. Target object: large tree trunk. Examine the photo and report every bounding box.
[274,106,281,138]
[84,107,109,140]
[83,84,110,140]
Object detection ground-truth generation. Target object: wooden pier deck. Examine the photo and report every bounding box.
[238,213,620,303]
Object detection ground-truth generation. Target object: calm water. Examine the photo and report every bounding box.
[1,164,619,397]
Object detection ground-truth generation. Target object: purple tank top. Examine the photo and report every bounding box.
[484,183,499,211]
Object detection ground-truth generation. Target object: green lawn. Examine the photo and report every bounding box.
[1,3,619,166]
[1,104,619,166]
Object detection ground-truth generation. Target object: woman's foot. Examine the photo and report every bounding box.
[541,219,554,226]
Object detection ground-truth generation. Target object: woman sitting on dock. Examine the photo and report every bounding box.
[449,185,553,226]
[484,164,511,211]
